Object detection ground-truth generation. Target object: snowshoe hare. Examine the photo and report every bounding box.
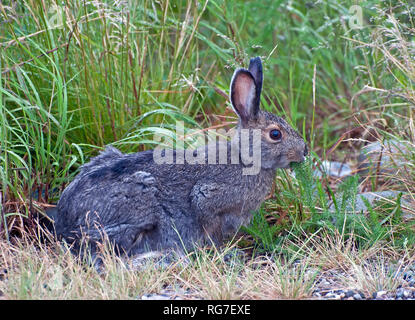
[55,57,308,256]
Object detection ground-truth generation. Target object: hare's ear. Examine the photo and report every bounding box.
[230,69,259,123]
[248,57,263,99]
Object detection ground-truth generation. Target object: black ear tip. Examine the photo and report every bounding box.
[249,56,262,69]
[250,56,262,63]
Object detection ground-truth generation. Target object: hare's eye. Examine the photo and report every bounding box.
[269,129,282,141]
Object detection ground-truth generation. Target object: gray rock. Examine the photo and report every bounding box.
[357,139,411,178]
[141,293,171,300]
[130,250,189,270]
[314,161,352,178]
[353,191,400,213]
[404,289,411,298]
[375,290,388,299]
[353,293,362,300]
[329,191,415,219]
[403,270,415,285]
[345,290,355,298]
[325,292,341,300]
[395,287,412,299]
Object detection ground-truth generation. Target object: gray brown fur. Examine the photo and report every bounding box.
[55,57,307,256]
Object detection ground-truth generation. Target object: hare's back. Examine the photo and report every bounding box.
[56,148,159,236]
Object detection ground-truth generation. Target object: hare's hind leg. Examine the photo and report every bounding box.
[104,170,166,255]
[67,170,163,256]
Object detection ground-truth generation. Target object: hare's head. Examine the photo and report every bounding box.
[230,57,308,170]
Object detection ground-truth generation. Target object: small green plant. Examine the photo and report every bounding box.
[242,208,281,252]
[245,154,415,254]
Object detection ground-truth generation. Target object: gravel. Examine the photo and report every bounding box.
[135,261,415,300]
[313,161,352,178]
[309,263,415,300]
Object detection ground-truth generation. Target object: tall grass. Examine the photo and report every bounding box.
[0,0,414,252]
[240,1,415,254]
[1,0,415,301]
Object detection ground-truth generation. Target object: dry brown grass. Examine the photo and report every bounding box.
[1,228,411,300]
